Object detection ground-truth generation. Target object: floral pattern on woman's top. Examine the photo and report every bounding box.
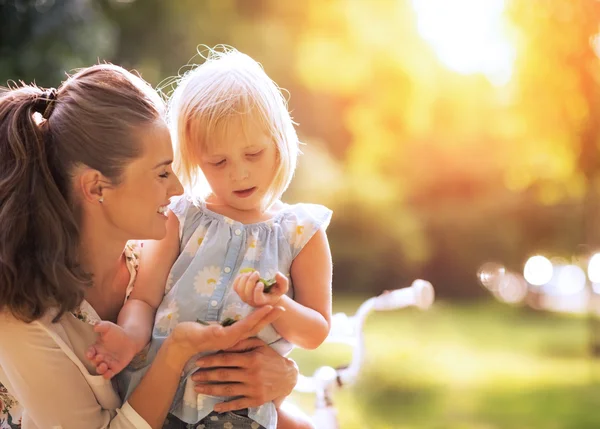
[0,241,141,428]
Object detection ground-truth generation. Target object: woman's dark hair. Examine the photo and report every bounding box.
[0,64,164,322]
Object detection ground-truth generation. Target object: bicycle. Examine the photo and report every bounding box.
[287,279,435,428]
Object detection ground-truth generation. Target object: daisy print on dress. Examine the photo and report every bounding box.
[165,271,175,294]
[155,300,180,334]
[183,224,207,256]
[221,302,249,323]
[194,266,222,296]
[290,223,309,250]
[244,233,263,262]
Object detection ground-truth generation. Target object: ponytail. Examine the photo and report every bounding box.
[0,86,89,322]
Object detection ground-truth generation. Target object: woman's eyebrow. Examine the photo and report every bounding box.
[152,159,172,169]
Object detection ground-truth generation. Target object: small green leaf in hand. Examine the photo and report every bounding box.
[260,278,277,293]
[221,317,238,327]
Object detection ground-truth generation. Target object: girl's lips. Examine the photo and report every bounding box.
[233,187,257,198]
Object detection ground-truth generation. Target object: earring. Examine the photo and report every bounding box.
[99,196,104,203]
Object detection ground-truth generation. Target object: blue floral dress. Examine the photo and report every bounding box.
[120,196,332,429]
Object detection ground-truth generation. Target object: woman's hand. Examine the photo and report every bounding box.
[169,306,284,365]
[192,337,299,413]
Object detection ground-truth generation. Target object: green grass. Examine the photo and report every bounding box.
[287,298,600,429]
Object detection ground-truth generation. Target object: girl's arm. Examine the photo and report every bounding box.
[273,228,332,349]
[87,211,180,377]
[119,210,181,349]
[234,228,332,350]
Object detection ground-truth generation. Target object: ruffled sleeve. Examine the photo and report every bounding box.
[168,195,193,238]
[280,203,333,259]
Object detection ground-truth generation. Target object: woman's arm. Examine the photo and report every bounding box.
[0,307,282,429]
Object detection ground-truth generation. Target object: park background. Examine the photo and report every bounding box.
[3,0,600,427]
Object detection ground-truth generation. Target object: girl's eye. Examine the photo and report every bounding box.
[212,160,226,167]
[247,150,264,158]
[159,172,170,179]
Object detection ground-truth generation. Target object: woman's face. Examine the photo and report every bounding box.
[102,120,183,241]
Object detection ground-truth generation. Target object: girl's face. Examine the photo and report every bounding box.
[102,120,184,240]
[199,117,278,213]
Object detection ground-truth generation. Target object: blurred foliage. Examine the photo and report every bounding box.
[289,298,600,428]
[3,0,600,299]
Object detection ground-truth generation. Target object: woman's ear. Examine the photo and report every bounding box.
[78,168,111,204]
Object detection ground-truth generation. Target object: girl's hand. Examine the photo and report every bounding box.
[233,271,289,307]
[170,305,284,359]
[85,321,139,380]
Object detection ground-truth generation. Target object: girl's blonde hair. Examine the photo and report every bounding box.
[167,46,299,208]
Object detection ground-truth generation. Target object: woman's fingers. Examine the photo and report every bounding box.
[228,305,273,337]
[224,337,265,353]
[195,382,250,397]
[245,306,284,338]
[193,367,249,385]
[223,305,282,346]
[194,348,254,371]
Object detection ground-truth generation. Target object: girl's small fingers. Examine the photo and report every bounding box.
[96,362,108,375]
[253,282,265,304]
[232,275,242,295]
[93,322,111,335]
[236,273,248,297]
[243,273,258,302]
[86,346,97,360]
[275,272,289,293]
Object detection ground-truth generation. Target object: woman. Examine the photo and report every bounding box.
[0,64,302,428]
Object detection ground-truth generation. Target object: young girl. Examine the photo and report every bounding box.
[87,48,333,429]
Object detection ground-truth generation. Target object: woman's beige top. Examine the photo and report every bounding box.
[0,243,151,429]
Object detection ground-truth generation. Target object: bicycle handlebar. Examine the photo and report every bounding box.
[372,279,435,311]
[294,279,435,400]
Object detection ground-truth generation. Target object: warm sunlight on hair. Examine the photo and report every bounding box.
[411,0,515,85]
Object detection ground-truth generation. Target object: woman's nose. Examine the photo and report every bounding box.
[169,174,185,197]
